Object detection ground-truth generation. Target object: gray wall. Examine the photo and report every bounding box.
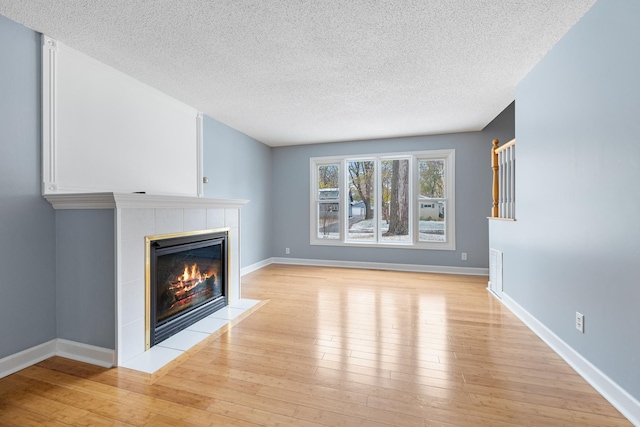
[271,103,514,269]
[56,210,115,349]
[0,15,57,358]
[483,102,516,150]
[202,116,273,269]
[490,0,640,400]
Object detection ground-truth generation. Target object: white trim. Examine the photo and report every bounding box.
[309,239,455,251]
[0,339,115,379]
[44,192,249,210]
[196,112,204,197]
[56,339,115,368]
[250,257,488,276]
[241,258,273,276]
[0,340,56,379]
[236,209,243,301]
[114,209,121,367]
[42,35,57,194]
[496,292,640,426]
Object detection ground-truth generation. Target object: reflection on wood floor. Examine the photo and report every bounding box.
[0,264,632,426]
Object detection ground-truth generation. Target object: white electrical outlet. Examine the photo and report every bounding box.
[461,252,467,261]
[285,247,290,255]
[576,312,584,333]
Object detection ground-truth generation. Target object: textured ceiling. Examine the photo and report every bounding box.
[0,1,596,147]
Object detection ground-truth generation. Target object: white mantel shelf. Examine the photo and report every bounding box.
[44,192,249,210]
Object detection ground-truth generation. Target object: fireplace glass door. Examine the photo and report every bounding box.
[149,230,228,346]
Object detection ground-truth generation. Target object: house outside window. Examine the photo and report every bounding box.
[310,149,455,250]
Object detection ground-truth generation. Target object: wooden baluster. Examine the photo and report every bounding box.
[491,139,499,217]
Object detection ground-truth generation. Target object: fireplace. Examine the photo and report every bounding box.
[145,228,229,349]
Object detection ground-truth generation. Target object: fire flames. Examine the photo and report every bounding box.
[182,264,205,284]
[168,263,211,299]
[155,259,219,324]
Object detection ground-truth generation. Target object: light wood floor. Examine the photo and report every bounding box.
[0,265,632,426]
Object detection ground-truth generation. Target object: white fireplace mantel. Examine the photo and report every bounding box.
[44,192,248,210]
[44,192,248,366]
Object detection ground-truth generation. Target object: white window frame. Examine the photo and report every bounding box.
[310,149,455,250]
[312,159,343,241]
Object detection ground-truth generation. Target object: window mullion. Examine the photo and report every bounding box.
[408,156,414,244]
[375,157,381,243]
[341,159,347,242]
[413,156,419,245]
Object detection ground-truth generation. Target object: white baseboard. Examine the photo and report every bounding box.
[0,339,56,379]
[262,257,488,276]
[0,339,115,379]
[497,292,640,426]
[56,339,115,368]
[241,258,273,276]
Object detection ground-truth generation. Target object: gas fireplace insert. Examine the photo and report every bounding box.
[145,229,229,349]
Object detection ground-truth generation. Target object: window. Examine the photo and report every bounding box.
[316,164,340,240]
[310,149,455,250]
[347,159,376,242]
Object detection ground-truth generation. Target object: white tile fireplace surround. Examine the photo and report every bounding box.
[45,192,248,366]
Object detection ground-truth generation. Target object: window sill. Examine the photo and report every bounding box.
[310,239,455,251]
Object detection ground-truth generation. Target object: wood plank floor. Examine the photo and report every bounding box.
[0,265,632,426]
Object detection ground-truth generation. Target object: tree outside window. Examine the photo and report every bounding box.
[381,158,410,242]
[347,160,375,241]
